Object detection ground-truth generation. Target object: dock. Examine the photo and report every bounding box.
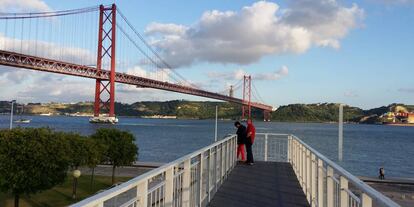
[71,133,400,207]
[209,162,309,207]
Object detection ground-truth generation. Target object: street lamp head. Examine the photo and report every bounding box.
[11,100,16,103]
[73,170,81,178]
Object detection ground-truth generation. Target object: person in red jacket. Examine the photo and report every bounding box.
[246,119,256,165]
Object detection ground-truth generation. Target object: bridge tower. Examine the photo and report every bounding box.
[242,75,252,120]
[93,4,117,122]
[264,110,271,122]
[229,85,234,97]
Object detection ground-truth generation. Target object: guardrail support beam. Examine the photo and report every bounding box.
[311,153,317,206]
[182,159,191,207]
[137,180,148,207]
[165,167,174,207]
[306,150,311,202]
[327,166,334,207]
[340,176,349,207]
[317,159,324,207]
[361,193,372,207]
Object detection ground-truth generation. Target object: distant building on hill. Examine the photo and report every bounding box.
[408,114,414,124]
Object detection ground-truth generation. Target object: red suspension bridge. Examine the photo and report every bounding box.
[0,4,273,122]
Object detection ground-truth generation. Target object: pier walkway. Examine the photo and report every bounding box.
[71,133,400,207]
[209,162,309,207]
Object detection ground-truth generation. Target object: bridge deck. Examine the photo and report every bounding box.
[209,162,310,207]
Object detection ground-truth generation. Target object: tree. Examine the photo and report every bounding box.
[86,138,106,189]
[64,133,90,199]
[0,128,70,207]
[91,128,138,184]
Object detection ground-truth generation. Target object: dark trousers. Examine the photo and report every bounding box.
[246,139,254,163]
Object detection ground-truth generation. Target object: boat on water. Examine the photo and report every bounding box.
[14,105,31,124]
[14,119,31,124]
[89,116,119,124]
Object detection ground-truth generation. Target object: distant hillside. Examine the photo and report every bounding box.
[1,101,412,123]
[0,100,260,120]
[271,103,364,122]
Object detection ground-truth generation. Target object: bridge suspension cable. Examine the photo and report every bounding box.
[0,4,273,119]
[252,82,266,104]
[115,8,198,88]
[0,6,100,19]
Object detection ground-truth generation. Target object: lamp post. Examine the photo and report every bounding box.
[9,100,16,130]
[215,105,218,142]
[338,104,344,161]
[72,169,81,199]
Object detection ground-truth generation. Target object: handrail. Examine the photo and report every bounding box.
[71,134,237,207]
[290,134,400,207]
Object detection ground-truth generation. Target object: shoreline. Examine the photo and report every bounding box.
[3,114,414,126]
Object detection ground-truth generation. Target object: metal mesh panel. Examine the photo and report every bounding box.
[252,134,288,162]
[103,187,137,207]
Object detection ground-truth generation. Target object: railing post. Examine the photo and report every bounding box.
[226,140,230,173]
[306,149,311,202]
[311,153,317,206]
[287,135,292,163]
[209,148,213,202]
[327,166,334,207]
[361,193,372,207]
[340,176,349,207]
[137,180,148,207]
[264,134,268,161]
[295,140,299,175]
[233,136,237,167]
[302,145,306,190]
[299,144,303,188]
[215,145,219,191]
[221,143,225,183]
[199,153,204,207]
[182,159,191,207]
[165,166,174,207]
[317,159,324,207]
[214,145,220,192]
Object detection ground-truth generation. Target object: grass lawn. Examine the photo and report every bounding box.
[0,174,132,207]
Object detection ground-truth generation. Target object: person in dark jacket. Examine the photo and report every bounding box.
[234,121,247,162]
[246,119,256,165]
[379,167,385,180]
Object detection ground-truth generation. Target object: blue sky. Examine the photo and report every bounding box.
[0,0,413,109]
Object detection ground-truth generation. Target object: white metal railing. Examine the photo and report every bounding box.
[71,134,237,207]
[286,134,400,207]
[73,133,400,207]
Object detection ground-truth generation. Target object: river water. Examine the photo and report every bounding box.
[0,115,413,178]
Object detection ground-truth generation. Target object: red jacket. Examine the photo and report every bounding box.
[246,123,256,144]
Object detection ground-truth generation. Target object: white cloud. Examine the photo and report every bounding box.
[398,88,414,93]
[207,66,289,81]
[0,65,177,104]
[146,23,188,36]
[0,0,52,12]
[207,69,246,80]
[254,66,289,80]
[373,0,414,5]
[344,90,359,97]
[145,0,364,68]
[0,34,95,66]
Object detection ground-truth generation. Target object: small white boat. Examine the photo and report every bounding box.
[14,119,31,124]
[89,116,119,124]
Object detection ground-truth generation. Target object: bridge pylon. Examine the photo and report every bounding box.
[264,110,271,122]
[242,75,252,120]
[93,4,117,122]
